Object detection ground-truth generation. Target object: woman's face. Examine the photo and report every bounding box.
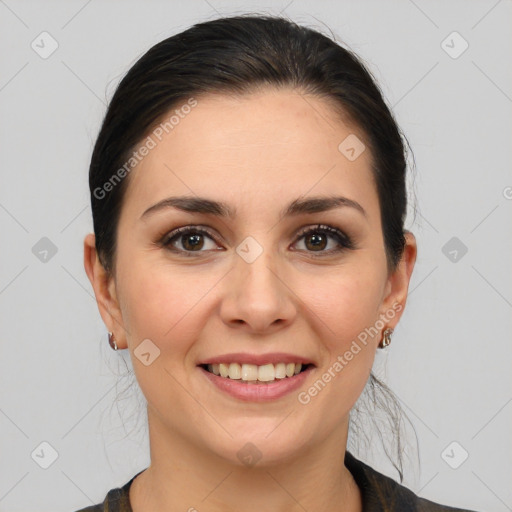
[86,87,416,466]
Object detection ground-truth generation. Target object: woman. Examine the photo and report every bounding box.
[78,14,479,512]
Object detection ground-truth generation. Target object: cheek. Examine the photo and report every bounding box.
[116,256,215,348]
[298,263,384,393]
[303,265,384,343]
[115,258,221,410]
[298,276,381,415]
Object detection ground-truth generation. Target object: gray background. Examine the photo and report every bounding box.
[1,1,511,511]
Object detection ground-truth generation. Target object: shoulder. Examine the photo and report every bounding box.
[71,470,143,512]
[344,451,481,512]
[71,487,130,512]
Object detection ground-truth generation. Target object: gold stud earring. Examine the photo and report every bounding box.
[108,331,118,351]
[379,328,393,349]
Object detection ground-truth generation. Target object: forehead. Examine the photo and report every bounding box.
[122,88,378,220]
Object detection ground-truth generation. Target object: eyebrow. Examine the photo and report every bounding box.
[140,195,367,220]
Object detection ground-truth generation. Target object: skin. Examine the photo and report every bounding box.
[84,87,416,512]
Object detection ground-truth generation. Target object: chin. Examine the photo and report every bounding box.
[203,428,311,469]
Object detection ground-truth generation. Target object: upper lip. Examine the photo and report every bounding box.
[197,352,316,367]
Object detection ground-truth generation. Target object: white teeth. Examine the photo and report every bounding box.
[206,362,307,382]
[241,364,258,381]
[258,363,275,382]
[275,363,286,379]
[228,363,242,379]
[219,363,229,378]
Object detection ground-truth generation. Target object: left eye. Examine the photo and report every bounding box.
[293,225,354,254]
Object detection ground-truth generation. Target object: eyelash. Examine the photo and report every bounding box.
[159,224,355,258]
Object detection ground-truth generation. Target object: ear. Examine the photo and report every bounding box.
[379,230,417,329]
[83,233,127,349]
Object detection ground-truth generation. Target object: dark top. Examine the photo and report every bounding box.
[74,451,479,511]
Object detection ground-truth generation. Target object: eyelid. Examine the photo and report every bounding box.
[160,225,221,247]
[294,224,353,245]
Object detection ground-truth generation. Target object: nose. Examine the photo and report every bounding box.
[219,248,297,334]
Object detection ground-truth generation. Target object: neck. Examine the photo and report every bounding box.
[130,406,362,512]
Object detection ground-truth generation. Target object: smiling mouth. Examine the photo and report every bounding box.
[199,362,312,383]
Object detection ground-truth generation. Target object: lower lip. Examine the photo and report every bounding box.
[198,365,314,402]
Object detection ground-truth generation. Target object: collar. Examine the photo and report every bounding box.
[344,450,419,511]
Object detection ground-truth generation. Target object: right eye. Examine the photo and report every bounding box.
[160,226,222,256]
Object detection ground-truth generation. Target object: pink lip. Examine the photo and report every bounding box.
[198,365,314,402]
[197,352,315,366]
